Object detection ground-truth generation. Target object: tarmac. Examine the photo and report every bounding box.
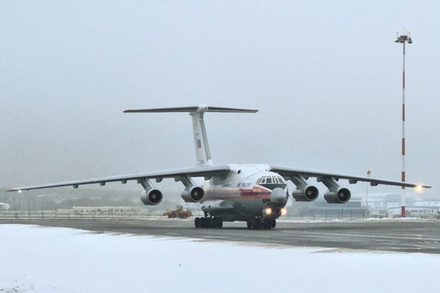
[2,218,440,254]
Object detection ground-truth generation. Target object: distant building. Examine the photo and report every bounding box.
[0,203,10,211]
[356,193,440,218]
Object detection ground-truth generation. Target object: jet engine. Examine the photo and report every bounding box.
[292,185,319,202]
[181,186,205,202]
[324,187,351,204]
[140,189,163,205]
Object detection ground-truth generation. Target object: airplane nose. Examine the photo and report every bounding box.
[271,187,287,204]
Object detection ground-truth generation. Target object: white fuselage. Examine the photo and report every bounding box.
[195,164,289,222]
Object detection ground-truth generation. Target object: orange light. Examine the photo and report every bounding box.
[415,185,423,193]
[263,208,272,216]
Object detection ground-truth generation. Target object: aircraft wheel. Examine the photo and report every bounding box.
[200,217,207,228]
[205,218,212,228]
[210,217,218,228]
[247,221,252,229]
[271,219,276,229]
[217,217,223,229]
[194,217,201,228]
[252,217,261,230]
[263,219,271,230]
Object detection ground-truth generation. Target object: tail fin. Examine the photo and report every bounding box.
[124,105,258,166]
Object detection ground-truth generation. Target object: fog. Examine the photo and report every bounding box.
[1,1,438,199]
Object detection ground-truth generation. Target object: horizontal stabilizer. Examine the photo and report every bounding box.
[124,105,258,114]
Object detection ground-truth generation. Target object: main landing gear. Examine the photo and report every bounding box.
[247,217,276,230]
[194,215,276,230]
[194,216,223,229]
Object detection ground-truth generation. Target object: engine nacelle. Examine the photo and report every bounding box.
[140,189,163,205]
[292,185,319,202]
[181,186,205,203]
[324,187,351,204]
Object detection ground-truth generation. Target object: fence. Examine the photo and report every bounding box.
[0,207,203,221]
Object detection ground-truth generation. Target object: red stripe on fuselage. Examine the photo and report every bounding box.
[205,186,272,200]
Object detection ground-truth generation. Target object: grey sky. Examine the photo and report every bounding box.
[1,1,438,197]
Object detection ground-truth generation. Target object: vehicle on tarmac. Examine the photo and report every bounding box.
[163,206,193,219]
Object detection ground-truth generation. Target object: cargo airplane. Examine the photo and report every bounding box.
[8,105,430,229]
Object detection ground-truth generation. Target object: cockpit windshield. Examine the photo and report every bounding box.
[257,176,285,185]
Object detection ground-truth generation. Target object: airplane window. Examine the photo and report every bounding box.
[257,176,286,185]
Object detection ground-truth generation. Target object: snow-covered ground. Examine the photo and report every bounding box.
[1,224,438,293]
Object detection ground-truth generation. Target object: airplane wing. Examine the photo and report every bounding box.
[7,165,231,192]
[269,165,431,189]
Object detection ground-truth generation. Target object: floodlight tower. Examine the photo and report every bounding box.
[395,31,412,217]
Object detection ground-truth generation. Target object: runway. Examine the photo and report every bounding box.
[3,218,440,254]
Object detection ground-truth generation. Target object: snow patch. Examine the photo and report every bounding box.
[0,224,438,293]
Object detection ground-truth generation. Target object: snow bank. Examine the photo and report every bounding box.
[0,224,438,293]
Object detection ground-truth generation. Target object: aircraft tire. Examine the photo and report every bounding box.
[271,219,276,229]
[210,217,222,229]
[196,217,225,229]
[200,217,207,228]
[205,218,212,228]
[252,217,261,230]
[194,217,201,228]
[263,219,271,230]
[247,221,252,229]
[216,217,223,229]
[210,217,217,228]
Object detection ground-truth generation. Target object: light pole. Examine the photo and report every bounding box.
[395,31,412,217]
[366,170,371,217]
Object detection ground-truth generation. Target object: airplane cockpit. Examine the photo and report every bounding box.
[256,176,287,190]
[257,176,285,185]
